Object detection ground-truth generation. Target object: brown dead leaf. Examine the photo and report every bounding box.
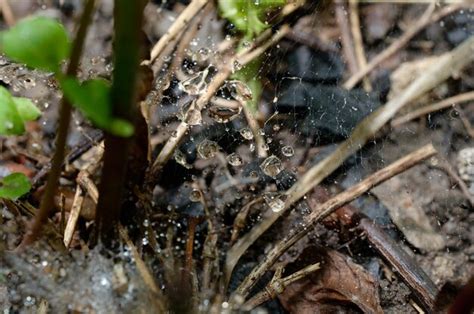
[278,247,383,314]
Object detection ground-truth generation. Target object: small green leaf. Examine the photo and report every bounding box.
[12,97,41,121]
[110,118,134,137]
[61,78,134,137]
[61,78,111,126]
[0,173,31,200]
[1,16,70,72]
[0,86,25,135]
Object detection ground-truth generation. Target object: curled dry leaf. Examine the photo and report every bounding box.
[277,247,383,314]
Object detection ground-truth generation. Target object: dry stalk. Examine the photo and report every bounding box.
[349,0,371,91]
[149,25,290,178]
[147,0,209,64]
[242,262,321,310]
[63,185,84,248]
[391,91,474,127]
[118,225,163,297]
[241,101,267,158]
[335,0,358,75]
[343,3,468,90]
[232,143,437,299]
[225,35,474,291]
[0,0,15,26]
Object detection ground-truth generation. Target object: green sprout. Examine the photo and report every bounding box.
[0,16,134,137]
[218,0,285,112]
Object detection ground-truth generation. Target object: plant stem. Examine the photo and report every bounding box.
[95,0,145,244]
[20,0,96,248]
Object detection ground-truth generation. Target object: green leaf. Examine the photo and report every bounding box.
[0,86,25,135]
[12,97,41,121]
[0,173,31,200]
[218,0,285,38]
[1,16,70,72]
[61,78,134,137]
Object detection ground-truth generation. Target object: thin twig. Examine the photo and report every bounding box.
[118,225,165,309]
[19,0,96,248]
[63,185,84,248]
[232,144,437,299]
[230,197,264,244]
[147,0,209,64]
[243,263,321,310]
[241,101,267,158]
[343,3,468,90]
[0,0,15,26]
[391,91,474,127]
[335,0,358,75]
[437,157,474,208]
[456,107,474,139]
[225,36,474,282]
[349,0,372,91]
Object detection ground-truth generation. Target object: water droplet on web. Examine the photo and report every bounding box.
[208,104,242,123]
[194,47,211,62]
[177,100,202,125]
[281,145,294,157]
[174,149,192,169]
[197,139,220,159]
[225,80,253,102]
[260,155,282,177]
[179,68,209,95]
[264,193,285,213]
[233,60,243,72]
[240,127,254,140]
[227,153,243,166]
[189,189,202,202]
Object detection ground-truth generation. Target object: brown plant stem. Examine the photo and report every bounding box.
[95,0,146,245]
[20,0,96,248]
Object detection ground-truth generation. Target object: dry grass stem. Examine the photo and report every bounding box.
[147,0,209,64]
[391,91,474,127]
[63,185,84,248]
[233,143,437,299]
[349,0,372,91]
[225,36,474,283]
[0,0,15,26]
[343,3,468,90]
[242,263,321,310]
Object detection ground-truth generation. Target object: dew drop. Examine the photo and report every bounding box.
[208,104,242,123]
[233,60,243,72]
[260,155,282,177]
[174,149,192,169]
[189,189,202,202]
[281,145,294,157]
[178,68,209,95]
[197,139,220,159]
[239,127,254,140]
[225,80,253,102]
[227,153,243,166]
[264,193,285,213]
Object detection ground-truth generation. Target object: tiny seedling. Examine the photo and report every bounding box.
[218,0,286,112]
[1,16,134,137]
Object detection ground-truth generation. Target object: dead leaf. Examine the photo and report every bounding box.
[372,175,445,252]
[278,247,383,314]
